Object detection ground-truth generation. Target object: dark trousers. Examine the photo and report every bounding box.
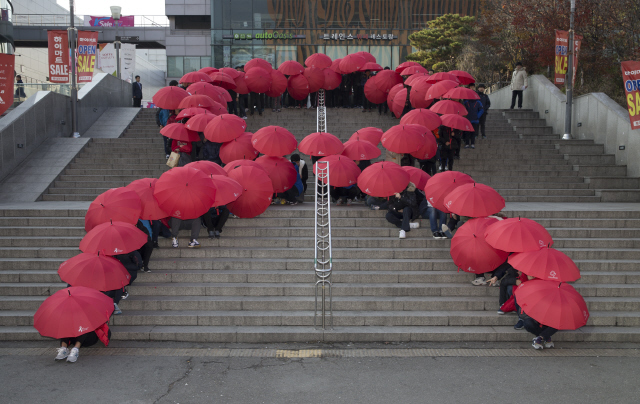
[332,187,358,202]
[238,94,248,117]
[378,102,388,115]
[354,86,363,106]
[250,92,263,114]
[163,136,172,156]
[342,90,351,107]
[386,206,413,232]
[499,283,514,307]
[277,187,300,203]
[202,207,230,232]
[170,217,201,240]
[446,214,459,231]
[152,220,171,243]
[419,159,437,176]
[523,318,558,341]
[510,90,523,109]
[464,123,479,146]
[478,112,487,137]
[138,236,153,268]
[440,147,454,171]
[228,100,237,115]
[60,330,109,348]
[133,98,141,107]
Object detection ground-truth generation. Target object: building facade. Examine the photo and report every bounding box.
[165,0,480,81]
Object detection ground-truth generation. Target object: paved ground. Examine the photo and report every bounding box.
[1,341,639,404]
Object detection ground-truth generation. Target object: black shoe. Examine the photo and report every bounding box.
[214,230,221,239]
[121,289,129,300]
[153,241,159,249]
[143,266,151,273]
[208,230,215,239]
[514,319,525,330]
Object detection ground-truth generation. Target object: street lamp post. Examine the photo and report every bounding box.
[110,6,121,80]
[69,0,79,138]
[563,0,576,140]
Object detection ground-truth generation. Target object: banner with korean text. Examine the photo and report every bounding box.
[48,30,69,83]
[554,30,582,87]
[76,31,99,82]
[0,54,15,115]
[621,61,640,130]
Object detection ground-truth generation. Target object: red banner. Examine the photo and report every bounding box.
[0,54,15,115]
[554,30,582,87]
[76,31,99,83]
[48,30,69,83]
[622,61,640,130]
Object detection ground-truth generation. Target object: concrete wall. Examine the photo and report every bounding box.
[489,75,640,177]
[77,73,133,133]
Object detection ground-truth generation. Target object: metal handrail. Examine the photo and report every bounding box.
[316,89,326,133]
[314,160,333,329]
[12,14,169,27]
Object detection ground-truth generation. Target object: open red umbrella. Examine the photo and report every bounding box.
[154,167,217,220]
[184,160,227,177]
[443,87,480,100]
[252,126,298,156]
[245,58,273,72]
[298,132,344,157]
[357,162,410,197]
[408,78,433,109]
[450,217,510,274]
[349,127,384,146]
[126,178,170,220]
[287,74,310,100]
[387,83,405,110]
[210,85,233,102]
[410,132,438,160]
[313,155,361,187]
[278,60,305,76]
[440,114,474,132]
[339,54,366,73]
[509,246,581,282]
[185,113,216,132]
[430,100,467,115]
[426,72,459,84]
[204,114,247,143]
[355,51,376,63]
[514,280,589,330]
[381,124,428,154]
[199,67,219,75]
[322,68,342,90]
[245,67,272,93]
[186,82,228,104]
[402,166,431,190]
[176,108,213,120]
[444,182,506,218]
[80,221,148,255]
[220,133,259,164]
[484,217,554,253]
[401,109,441,131]
[226,166,274,218]
[342,138,381,160]
[256,155,298,193]
[160,123,200,142]
[303,66,325,93]
[330,58,344,74]
[224,159,266,174]
[58,252,131,292]
[361,62,383,71]
[405,73,430,86]
[425,80,459,100]
[152,86,189,110]
[233,72,250,95]
[401,65,428,76]
[424,171,474,213]
[266,69,287,97]
[84,188,142,232]
[391,88,408,118]
[179,71,213,84]
[178,94,220,110]
[219,67,241,79]
[33,286,114,339]
[375,70,403,94]
[364,76,387,104]
[210,175,244,206]
[395,61,421,73]
[306,53,332,69]
[449,70,476,85]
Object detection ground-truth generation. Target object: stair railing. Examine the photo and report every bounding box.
[316,89,327,133]
[314,149,332,329]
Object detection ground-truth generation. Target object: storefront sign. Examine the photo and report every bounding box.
[227,32,305,40]
[84,15,135,27]
[0,54,14,115]
[77,31,99,83]
[322,33,396,40]
[621,61,640,130]
[48,30,70,83]
[554,29,582,87]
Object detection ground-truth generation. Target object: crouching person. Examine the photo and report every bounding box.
[56,323,111,363]
[515,296,558,350]
[385,182,419,239]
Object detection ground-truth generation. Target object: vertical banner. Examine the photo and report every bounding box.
[48,30,69,83]
[0,54,15,115]
[621,61,640,130]
[76,31,99,82]
[120,44,137,81]
[554,30,583,87]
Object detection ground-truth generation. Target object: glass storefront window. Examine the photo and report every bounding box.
[231,46,253,68]
[369,46,391,69]
[184,57,201,74]
[230,0,253,29]
[201,56,212,69]
[276,46,297,66]
[324,46,348,61]
[252,2,277,29]
[167,56,184,77]
[392,47,400,70]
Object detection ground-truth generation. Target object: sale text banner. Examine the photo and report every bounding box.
[554,30,582,87]
[48,30,69,83]
[0,54,15,115]
[621,61,640,130]
[77,31,99,82]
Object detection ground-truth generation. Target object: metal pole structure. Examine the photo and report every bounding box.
[562,0,576,140]
[316,89,326,133]
[314,160,333,329]
[68,0,79,138]
[115,23,121,80]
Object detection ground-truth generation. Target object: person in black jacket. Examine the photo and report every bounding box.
[514,294,558,349]
[132,75,142,107]
[290,154,308,198]
[488,260,521,313]
[340,74,353,108]
[202,139,223,165]
[437,125,458,171]
[385,182,420,239]
[477,84,491,139]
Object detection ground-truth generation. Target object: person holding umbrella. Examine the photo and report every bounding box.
[290,154,308,202]
[385,182,420,239]
[437,125,457,171]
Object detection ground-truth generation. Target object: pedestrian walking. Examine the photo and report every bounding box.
[476,84,491,139]
[132,75,143,107]
[510,62,528,109]
[463,95,483,149]
[15,75,26,98]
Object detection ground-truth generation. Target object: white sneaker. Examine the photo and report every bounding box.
[471,277,487,286]
[399,230,406,239]
[172,237,179,248]
[409,222,420,229]
[67,347,79,363]
[544,340,555,349]
[55,347,68,361]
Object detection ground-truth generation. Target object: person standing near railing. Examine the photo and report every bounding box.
[132,75,143,107]
[15,75,26,99]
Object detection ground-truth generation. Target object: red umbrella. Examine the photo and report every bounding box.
[374,70,403,94]
[154,167,217,220]
[402,166,431,190]
[349,127,383,146]
[514,280,589,330]
[509,246,581,283]
[322,68,342,90]
[224,159,266,174]
[298,132,344,157]
[484,217,554,253]
[178,94,220,110]
[364,76,387,104]
[204,114,247,143]
[304,67,325,93]
[313,155,361,187]
[305,53,332,69]
[401,65,428,75]
[408,78,433,109]
[266,69,288,97]
[210,86,233,103]
[410,132,438,160]
[210,175,244,206]
[256,155,298,193]
[390,88,407,118]
[426,72,460,84]
[287,74,310,100]
[185,113,216,132]
[339,54,366,73]
[357,162,410,197]
[207,102,229,116]
[443,87,480,100]
[58,252,131,291]
[219,67,241,79]
[208,72,237,89]
[184,160,227,177]
[252,126,298,156]
[199,67,219,75]
[176,108,213,120]
[449,70,476,85]
[126,178,170,220]
[395,61,421,73]
[186,82,228,104]
[330,58,344,74]
[245,58,273,72]
[233,72,250,95]
[219,133,259,164]
[425,80,459,100]
[441,114,474,132]
[450,217,510,274]
[84,188,142,232]
[381,124,428,154]
[245,67,272,93]
[360,62,383,71]
[387,83,405,110]
[179,71,213,84]
[152,86,189,109]
[342,138,381,161]
[401,109,441,131]
[424,171,474,213]
[355,51,376,63]
[278,60,305,76]
[405,72,430,86]
[444,182,506,218]
[160,123,200,142]
[80,221,148,255]
[227,166,274,218]
[33,286,114,339]
[430,100,468,115]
